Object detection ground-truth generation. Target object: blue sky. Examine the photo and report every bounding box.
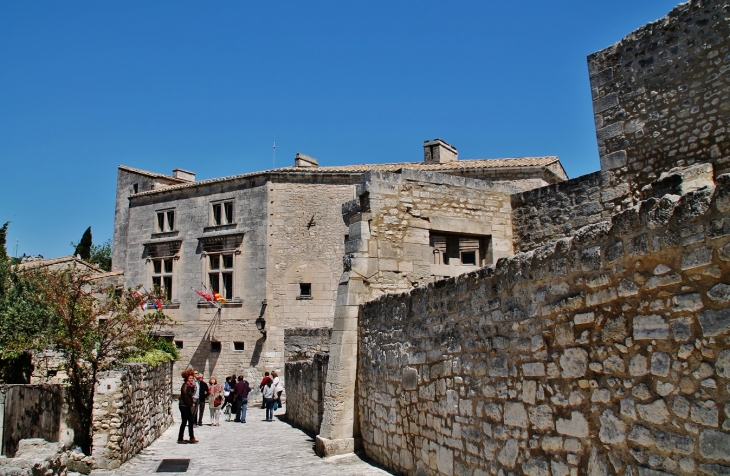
[1,1,680,259]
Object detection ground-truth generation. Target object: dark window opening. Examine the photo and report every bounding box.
[210,341,221,352]
[344,234,349,244]
[212,201,234,226]
[46,370,58,378]
[213,204,222,225]
[133,183,138,194]
[209,253,234,299]
[224,202,233,223]
[299,283,312,297]
[461,251,477,266]
[175,341,183,349]
[98,318,108,327]
[233,341,244,351]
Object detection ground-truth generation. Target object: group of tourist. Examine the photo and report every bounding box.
[177,369,284,444]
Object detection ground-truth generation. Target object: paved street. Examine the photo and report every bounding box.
[89,406,392,476]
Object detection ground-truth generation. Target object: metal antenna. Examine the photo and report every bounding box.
[272,138,276,169]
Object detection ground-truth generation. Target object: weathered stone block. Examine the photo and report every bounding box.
[633,315,669,340]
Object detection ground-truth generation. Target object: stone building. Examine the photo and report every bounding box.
[111,142,567,390]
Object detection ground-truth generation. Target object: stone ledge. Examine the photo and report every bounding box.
[315,435,356,457]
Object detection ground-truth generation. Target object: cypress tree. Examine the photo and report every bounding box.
[74,227,92,261]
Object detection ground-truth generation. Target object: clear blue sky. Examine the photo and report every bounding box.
[1,1,680,259]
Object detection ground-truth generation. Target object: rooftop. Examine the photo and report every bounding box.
[125,156,566,198]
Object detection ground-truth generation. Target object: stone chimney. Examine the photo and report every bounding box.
[172,169,196,181]
[294,153,319,167]
[423,139,458,164]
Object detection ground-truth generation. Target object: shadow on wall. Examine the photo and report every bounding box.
[187,309,222,375]
[249,336,265,367]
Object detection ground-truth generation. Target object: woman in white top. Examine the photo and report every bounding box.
[262,380,275,421]
[271,370,284,410]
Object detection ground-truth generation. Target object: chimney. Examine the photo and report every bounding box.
[172,169,196,181]
[294,153,319,167]
[423,139,458,164]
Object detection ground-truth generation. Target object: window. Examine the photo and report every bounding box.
[212,201,234,226]
[233,342,244,351]
[133,183,138,194]
[152,258,174,301]
[208,253,234,300]
[430,233,489,267]
[175,341,184,349]
[210,341,221,352]
[299,283,312,298]
[156,210,175,232]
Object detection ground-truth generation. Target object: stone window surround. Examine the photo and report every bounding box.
[198,233,245,303]
[155,208,175,233]
[210,198,235,226]
[143,240,182,305]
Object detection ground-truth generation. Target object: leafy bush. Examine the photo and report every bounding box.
[125,349,175,367]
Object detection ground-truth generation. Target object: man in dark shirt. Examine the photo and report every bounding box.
[196,372,209,426]
[234,376,251,423]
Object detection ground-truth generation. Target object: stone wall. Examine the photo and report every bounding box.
[511,172,615,252]
[356,170,730,475]
[284,327,332,362]
[92,362,173,470]
[589,0,730,199]
[285,353,329,435]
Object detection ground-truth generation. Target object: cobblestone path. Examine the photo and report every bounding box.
[90,406,391,476]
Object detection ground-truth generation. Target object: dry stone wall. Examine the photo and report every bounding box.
[357,171,730,475]
[286,353,330,435]
[511,172,613,252]
[91,362,173,470]
[285,327,332,362]
[589,0,730,199]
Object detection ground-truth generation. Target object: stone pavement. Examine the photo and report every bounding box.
[89,405,392,476]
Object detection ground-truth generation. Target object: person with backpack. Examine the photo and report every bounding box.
[234,375,251,423]
[271,370,284,411]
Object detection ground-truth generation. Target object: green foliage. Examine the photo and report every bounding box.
[124,349,175,367]
[73,227,93,261]
[89,240,112,271]
[0,222,8,261]
[0,223,55,360]
[130,335,179,362]
[153,337,180,360]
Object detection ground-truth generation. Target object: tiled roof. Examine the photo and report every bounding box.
[130,157,564,197]
[18,255,103,272]
[89,269,124,279]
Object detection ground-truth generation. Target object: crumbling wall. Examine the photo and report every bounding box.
[357,171,730,475]
[284,327,332,362]
[511,172,611,252]
[285,353,329,435]
[589,0,730,199]
[91,362,172,470]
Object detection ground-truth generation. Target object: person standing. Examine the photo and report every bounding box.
[259,372,272,409]
[208,377,223,426]
[196,372,209,426]
[234,375,251,423]
[191,371,201,425]
[271,370,284,410]
[262,378,275,422]
[178,369,199,444]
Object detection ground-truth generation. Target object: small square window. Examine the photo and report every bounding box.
[233,342,244,351]
[98,318,108,327]
[212,200,234,226]
[299,283,312,297]
[210,341,221,352]
[46,370,58,378]
[461,251,477,266]
[175,341,184,349]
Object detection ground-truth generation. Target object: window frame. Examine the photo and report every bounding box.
[211,200,235,226]
[207,252,235,300]
[151,257,175,301]
[155,208,176,233]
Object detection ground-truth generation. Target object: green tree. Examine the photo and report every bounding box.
[89,239,112,271]
[73,227,93,261]
[25,269,172,453]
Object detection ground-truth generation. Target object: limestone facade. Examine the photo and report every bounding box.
[112,150,565,391]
